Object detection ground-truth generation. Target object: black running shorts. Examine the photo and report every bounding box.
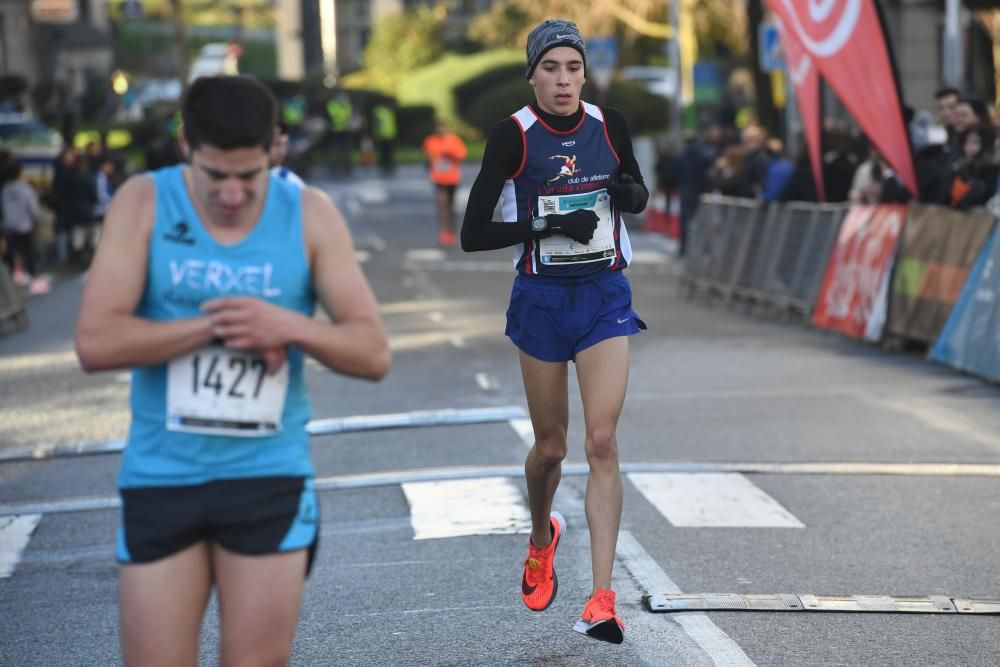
[117,476,319,575]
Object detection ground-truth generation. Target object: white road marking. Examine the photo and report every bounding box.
[2,407,528,463]
[474,372,498,392]
[356,184,389,203]
[428,311,443,323]
[508,418,534,447]
[402,478,531,540]
[617,531,756,666]
[0,514,43,578]
[628,249,669,264]
[449,336,466,349]
[6,461,1000,517]
[405,249,446,262]
[629,472,804,528]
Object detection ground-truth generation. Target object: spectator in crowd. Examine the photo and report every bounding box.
[52,147,96,264]
[761,138,793,203]
[736,124,768,198]
[144,129,183,171]
[2,162,48,293]
[949,98,980,153]
[966,97,992,127]
[372,101,398,176]
[676,132,710,255]
[325,93,354,177]
[948,124,999,210]
[849,147,884,204]
[85,139,107,173]
[779,138,819,203]
[270,121,306,187]
[822,126,856,202]
[93,156,116,220]
[935,87,960,143]
[881,110,950,205]
[708,145,747,197]
[654,144,678,197]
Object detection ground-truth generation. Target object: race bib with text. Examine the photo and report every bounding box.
[166,346,288,437]
[537,189,615,264]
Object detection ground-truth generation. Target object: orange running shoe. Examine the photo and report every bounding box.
[520,511,565,611]
[573,589,625,644]
[438,230,457,246]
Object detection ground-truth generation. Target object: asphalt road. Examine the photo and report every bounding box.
[1,164,999,666]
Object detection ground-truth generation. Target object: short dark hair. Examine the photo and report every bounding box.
[935,86,960,100]
[276,120,290,136]
[961,96,990,122]
[181,76,277,152]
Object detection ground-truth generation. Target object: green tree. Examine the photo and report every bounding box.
[361,4,447,92]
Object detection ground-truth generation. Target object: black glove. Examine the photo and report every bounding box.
[544,209,599,244]
[606,173,648,213]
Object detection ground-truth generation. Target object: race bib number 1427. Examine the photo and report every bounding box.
[166,346,288,437]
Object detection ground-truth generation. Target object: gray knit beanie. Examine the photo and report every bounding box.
[525,19,587,80]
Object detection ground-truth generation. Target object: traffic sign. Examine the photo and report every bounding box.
[759,23,785,73]
[122,0,142,20]
[587,36,618,93]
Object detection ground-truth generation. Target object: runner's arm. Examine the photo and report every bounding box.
[283,187,389,380]
[75,175,215,372]
[603,107,649,213]
[460,119,536,252]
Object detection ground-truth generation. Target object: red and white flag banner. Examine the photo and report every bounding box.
[766,0,918,199]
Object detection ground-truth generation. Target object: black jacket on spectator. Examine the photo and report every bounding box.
[779,154,819,203]
[52,164,96,232]
[880,145,951,205]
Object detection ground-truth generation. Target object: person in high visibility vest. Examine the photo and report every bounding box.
[422,120,467,246]
[282,94,306,128]
[325,94,353,177]
[372,102,397,176]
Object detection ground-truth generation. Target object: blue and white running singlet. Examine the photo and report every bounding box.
[121,166,316,488]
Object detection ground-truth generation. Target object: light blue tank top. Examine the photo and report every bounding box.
[120,166,316,488]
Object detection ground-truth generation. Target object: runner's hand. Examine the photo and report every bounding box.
[202,296,290,351]
[260,346,287,375]
[546,209,599,244]
[606,173,644,213]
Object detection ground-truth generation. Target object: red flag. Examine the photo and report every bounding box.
[766,0,918,198]
[774,15,825,201]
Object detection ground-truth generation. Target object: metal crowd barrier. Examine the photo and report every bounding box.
[681,195,849,316]
[0,262,28,335]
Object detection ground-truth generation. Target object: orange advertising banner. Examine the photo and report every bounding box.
[811,205,907,340]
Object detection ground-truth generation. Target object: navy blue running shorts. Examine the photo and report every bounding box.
[505,271,646,362]
[117,476,319,575]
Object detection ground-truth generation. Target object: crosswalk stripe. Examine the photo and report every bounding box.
[0,514,42,578]
[629,472,804,528]
[617,531,756,665]
[402,478,532,540]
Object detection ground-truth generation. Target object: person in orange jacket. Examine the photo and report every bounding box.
[422,121,468,246]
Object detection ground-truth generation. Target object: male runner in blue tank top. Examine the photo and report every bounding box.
[75,76,390,666]
[461,19,649,645]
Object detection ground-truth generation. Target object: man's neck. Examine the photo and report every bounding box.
[532,103,584,131]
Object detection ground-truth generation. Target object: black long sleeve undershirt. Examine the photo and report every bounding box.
[460,104,648,252]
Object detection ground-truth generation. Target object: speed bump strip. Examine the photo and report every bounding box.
[643,594,1000,614]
